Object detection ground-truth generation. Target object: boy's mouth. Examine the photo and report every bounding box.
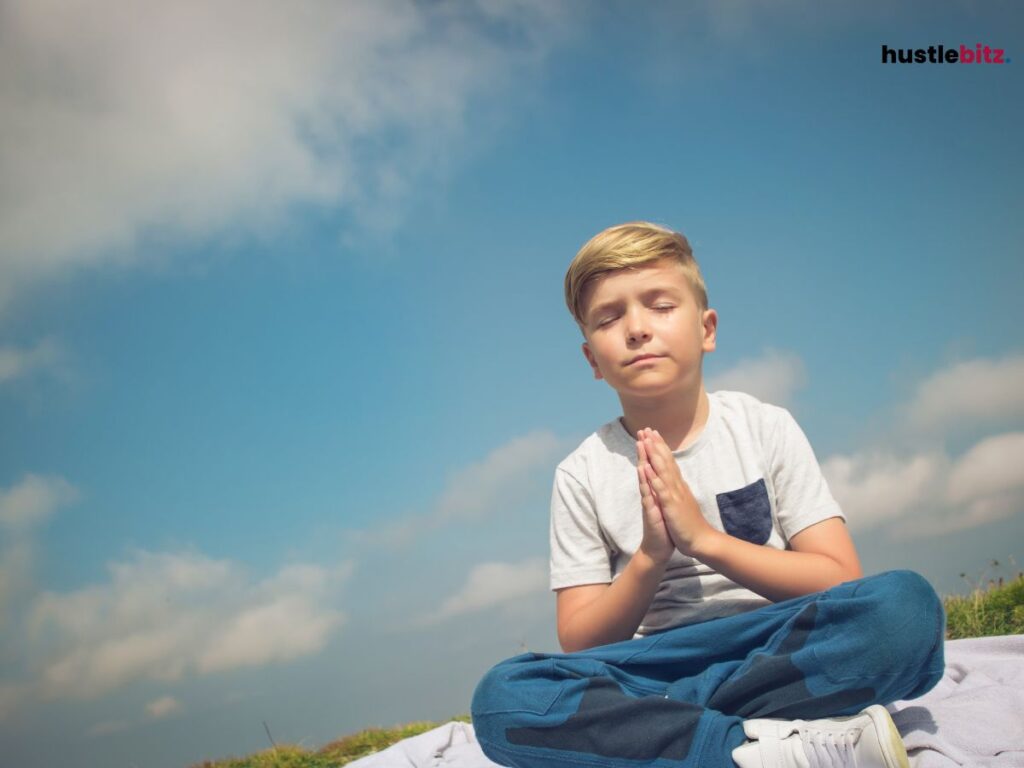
[626,353,663,366]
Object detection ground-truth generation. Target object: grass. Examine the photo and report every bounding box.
[192,569,1023,768]
[190,717,473,768]
[945,563,1024,640]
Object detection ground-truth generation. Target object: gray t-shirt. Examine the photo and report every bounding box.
[549,390,845,635]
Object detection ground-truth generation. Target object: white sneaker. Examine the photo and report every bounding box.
[731,705,910,768]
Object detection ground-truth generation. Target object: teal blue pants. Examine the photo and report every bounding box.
[472,570,945,768]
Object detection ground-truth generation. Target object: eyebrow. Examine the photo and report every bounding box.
[587,288,681,321]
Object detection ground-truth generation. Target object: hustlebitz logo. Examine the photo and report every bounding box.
[881,44,1010,64]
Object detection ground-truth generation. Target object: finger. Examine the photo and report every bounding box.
[638,454,656,501]
[649,430,674,460]
[643,436,667,473]
[636,441,648,477]
[640,463,658,502]
[637,460,651,501]
[634,436,651,460]
[647,434,683,482]
[651,437,689,491]
[644,462,668,496]
[648,464,680,510]
[641,476,658,514]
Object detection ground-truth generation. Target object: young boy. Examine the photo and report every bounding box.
[471,222,945,768]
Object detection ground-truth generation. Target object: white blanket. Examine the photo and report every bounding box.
[345,721,498,768]
[890,634,1024,767]
[348,635,1024,768]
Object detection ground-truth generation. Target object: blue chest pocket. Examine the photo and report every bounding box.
[716,478,772,545]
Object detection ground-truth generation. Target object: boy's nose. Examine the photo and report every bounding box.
[626,311,651,342]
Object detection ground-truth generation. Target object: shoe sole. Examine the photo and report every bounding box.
[865,705,910,768]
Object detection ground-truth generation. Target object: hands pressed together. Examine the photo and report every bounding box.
[636,428,716,564]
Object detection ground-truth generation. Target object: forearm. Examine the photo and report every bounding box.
[559,550,667,652]
[693,529,862,603]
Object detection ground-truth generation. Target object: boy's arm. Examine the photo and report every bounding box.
[640,429,862,603]
[556,551,664,653]
[691,517,862,602]
[556,439,676,652]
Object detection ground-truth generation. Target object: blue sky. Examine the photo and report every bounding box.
[1,2,1022,766]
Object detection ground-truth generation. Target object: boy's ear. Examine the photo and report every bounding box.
[701,309,718,353]
[581,342,604,380]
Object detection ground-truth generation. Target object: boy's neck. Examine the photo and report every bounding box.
[618,385,710,453]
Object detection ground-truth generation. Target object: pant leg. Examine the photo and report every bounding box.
[472,635,747,768]
[703,569,946,719]
[471,570,945,768]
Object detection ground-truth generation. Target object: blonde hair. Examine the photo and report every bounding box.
[564,221,708,331]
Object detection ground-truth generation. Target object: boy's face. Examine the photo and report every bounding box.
[580,259,717,400]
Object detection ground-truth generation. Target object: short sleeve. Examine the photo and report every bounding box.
[549,468,614,590]
[768,408,845,540]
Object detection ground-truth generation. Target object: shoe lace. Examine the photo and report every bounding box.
[799,728,857,768]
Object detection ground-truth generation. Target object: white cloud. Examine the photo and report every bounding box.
[0,684,25,721]
[822,432,1024,538]
[431,558,547,623]
[197,565,345,674]
[907,354,1024,433]
[0,474,78,529]
[436,432,566,523]
[0,539,33,628]
[707,349,806,408]
[947,432,1024,505]
[146,695,182,720]
[909,493,1022,539]
[0,475,77,630]
[819,353,1024,539]
[87,720,130,738]
[0,0,569,310]
[921,432,1024,536]
[821,452,947,531]
[359,430,568,548]
[0,338,61,384]
[23,550,351,701]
